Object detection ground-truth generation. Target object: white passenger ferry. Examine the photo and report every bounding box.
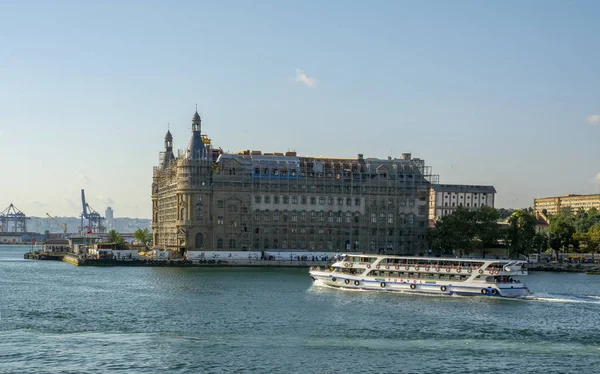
[309,254,529,298]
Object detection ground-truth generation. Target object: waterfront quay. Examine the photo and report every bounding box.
[25,252,330,268]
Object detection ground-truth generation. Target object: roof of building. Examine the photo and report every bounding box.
[44,239,69,245]
[186,132,206,160]
[433,184,496,193]
[192,111,201,122]
[165,130,173,141]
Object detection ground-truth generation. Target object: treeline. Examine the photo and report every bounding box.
[428,206,600,258]
[427,206,542,258]
[545,207,600,254]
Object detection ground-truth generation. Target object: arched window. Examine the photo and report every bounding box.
[228,239,236,249]
[195,233,204,249]
[379,212,386,224]
[264,239,269,249]
[371,213,377,223]
[388,213,394,224]
[273,239,279,248]
[217,238,223,249]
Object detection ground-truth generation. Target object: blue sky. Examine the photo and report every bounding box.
[1,0,599,218]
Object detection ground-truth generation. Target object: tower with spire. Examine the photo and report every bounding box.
[152,108,216,254]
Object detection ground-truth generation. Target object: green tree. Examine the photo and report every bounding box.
[44,230,50,239]
[134,228,152,247]
[549,214,577,256]
[107,229,129,250]
[428,207,476,257]
[574,223,600,262]
[532,232,549,255]
[505,210,537,258]
[474,206,501,257]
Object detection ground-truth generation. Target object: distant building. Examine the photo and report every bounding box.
[152,110,438,256]
[429,184,496,220]
[534,194,600,216]
[105,207,114,230]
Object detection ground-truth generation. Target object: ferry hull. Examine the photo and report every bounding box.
[310,272,528,298]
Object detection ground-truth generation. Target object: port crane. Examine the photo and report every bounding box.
[46,213,68,237]
[80,189,106,234]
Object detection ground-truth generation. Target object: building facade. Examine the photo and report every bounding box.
[429,184,496,220]
[152,111,438,256]
[534,194,600,216]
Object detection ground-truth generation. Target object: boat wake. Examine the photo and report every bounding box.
[521,293,600,304]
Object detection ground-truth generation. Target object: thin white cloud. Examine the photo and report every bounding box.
[594,172,600,184]
[586,114,600,125]
[77,173,92,184]
[295,68,318,88]
[97,196,115,206]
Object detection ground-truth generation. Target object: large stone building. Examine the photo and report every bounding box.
[429,184,496,220]
[534,194,600,216]
[152,111,437,256]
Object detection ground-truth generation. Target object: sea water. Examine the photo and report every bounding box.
[1,245,599,373]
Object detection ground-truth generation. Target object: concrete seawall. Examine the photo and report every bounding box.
[62,254,329,268]
[529,262,600,273]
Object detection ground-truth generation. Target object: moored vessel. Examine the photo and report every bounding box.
[309,254,529,298]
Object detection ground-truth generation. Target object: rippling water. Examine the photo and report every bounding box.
[1,245,599,373]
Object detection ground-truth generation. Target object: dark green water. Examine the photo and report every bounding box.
[1,245,599,373]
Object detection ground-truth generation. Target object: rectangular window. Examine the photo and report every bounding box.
[300,211,306,221]
[255,196,262,204]
[328,197,333,205]
[265,196,271,203]
[274,196,279,204]
[217,200,224,208]
[292,211,297,222]
[337,198,343,205]
[310,211,315,221]
[355,198,361,206]
[346,198,352,206]
[217,216,223,225]
[301,196,307,204]
[310,197,316,205]
[283,196,289,204]
[292,196,298,204]
[319,211,324,222]
[319,197,325,205]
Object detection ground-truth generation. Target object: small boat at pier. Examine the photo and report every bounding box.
[309,254,529,298]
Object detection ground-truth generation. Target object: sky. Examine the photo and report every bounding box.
[1,0,600,218]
